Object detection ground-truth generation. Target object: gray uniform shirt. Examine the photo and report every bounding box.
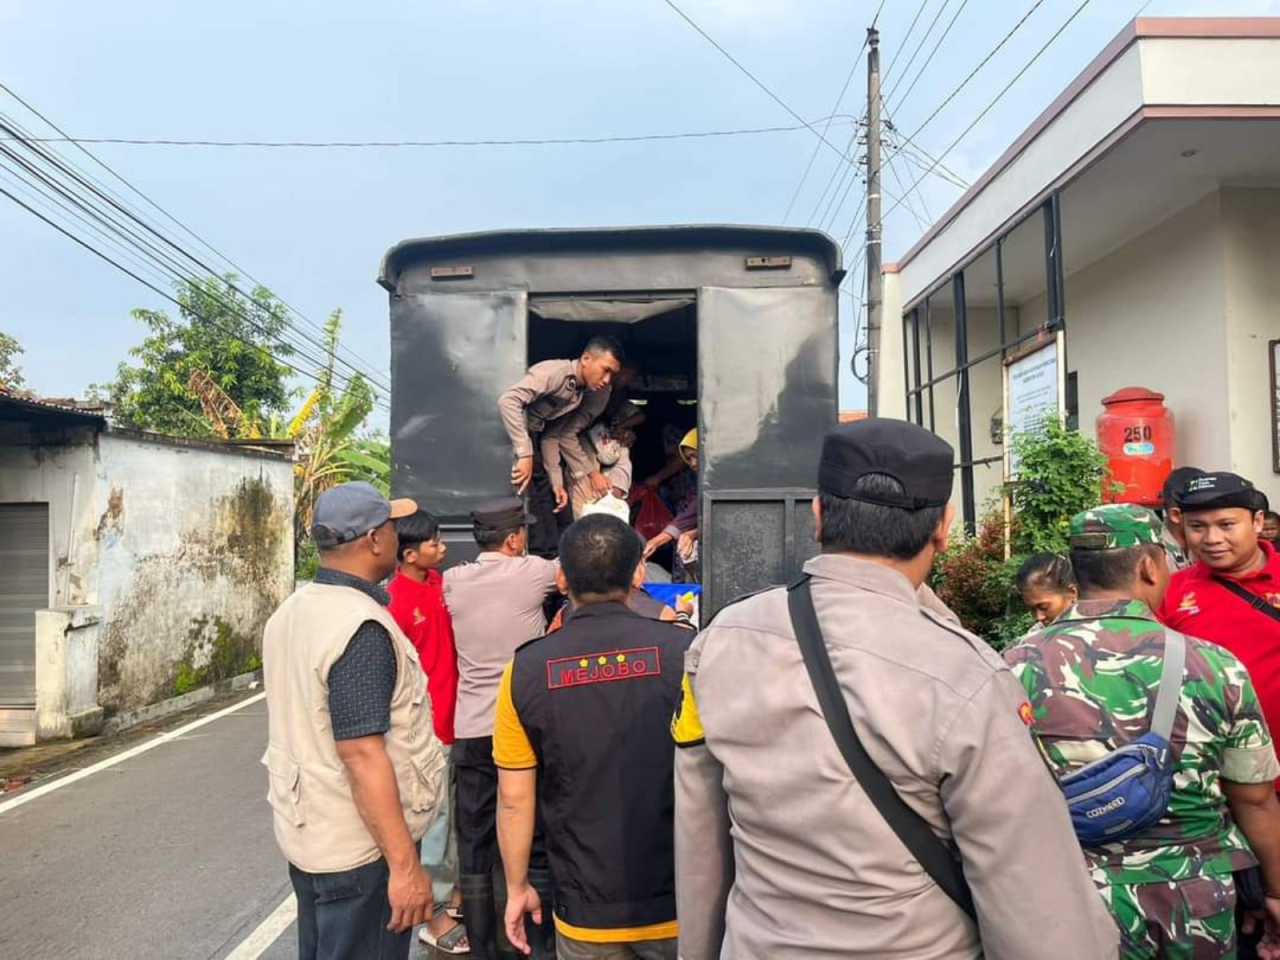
[674,553,1118,960]
[498,359,611,465]
[444,552,559,740]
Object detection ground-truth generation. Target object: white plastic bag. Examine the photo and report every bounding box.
[581,493,631,523]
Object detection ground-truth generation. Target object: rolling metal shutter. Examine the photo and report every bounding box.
[0,503,49,705]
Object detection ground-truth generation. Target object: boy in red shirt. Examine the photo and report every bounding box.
[388,510,467,954]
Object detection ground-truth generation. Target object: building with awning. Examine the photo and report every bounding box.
[876,17,1280,528]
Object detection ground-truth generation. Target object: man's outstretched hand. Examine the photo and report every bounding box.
[512,457,534,494]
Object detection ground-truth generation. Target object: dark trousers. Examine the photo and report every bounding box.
[290,857,412,960]
[454,735,551,874]
[455,735,501,874]
[527,441,568,559]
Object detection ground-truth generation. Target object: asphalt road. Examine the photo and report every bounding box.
[0,692,443,960]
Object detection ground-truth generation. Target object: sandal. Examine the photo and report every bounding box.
[419,909,470,955]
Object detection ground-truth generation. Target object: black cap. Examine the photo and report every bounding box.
[1174,472,1260,512]
[1161,466,1205,506]
[471,497,537,536]
[818,419,955,509]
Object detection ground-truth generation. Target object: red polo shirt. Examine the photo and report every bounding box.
[387,569,458,745]
[1159,540,1280,780]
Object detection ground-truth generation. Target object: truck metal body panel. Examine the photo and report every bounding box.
[383,225,843,614]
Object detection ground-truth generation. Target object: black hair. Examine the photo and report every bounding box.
[1070,544,1163,594]
[1267,511,1280,525]
[584,335,625,364]
[1016,553,1077,594]
[395,510,440,561]
[819,474,946,561]
[559,514,643,599]
[474,525,519,551]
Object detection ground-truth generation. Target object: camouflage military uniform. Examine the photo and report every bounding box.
[1163,525,1192,572]
[1005,505,1280,960]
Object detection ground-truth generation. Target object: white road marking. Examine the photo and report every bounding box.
[0,691,267,816]
[224,894,297,960]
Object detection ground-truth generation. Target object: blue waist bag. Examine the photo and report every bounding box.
[1057,630,1185,847]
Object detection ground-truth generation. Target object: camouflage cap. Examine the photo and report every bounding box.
[1068,504,1164,551]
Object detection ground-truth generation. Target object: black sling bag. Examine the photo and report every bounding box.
[787,576,977,920]
[1215,576,1280,625]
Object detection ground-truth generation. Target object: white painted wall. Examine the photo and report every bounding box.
[1221,188,1280,504]
[877,271,907,419]
[1061,192,1231,476]
[1141,38,1280,106]
[898,44,1143,307]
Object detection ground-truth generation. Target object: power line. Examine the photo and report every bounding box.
[0,113,392,412]
[882,0,953,106]
[889,133,970,189]
[885,0,1094,225]
[781,44,869,223]
[886,0,972,115]
[660,0,857,166]
[780,0,886,224]
[892,0,1047,150]
[880,1,932,84]
[0,82,391,392]
[0,112,383,401]
[3,122,863,150]
[0,100,389,396]
[886,153,933,229]
[894,143,969,190]
[0,180,371,399]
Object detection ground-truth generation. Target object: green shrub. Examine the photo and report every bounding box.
[931,418,1111,649]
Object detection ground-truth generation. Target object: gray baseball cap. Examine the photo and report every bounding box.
[312,481,417,548]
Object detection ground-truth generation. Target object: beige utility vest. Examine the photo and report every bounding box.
[261,582,445,874]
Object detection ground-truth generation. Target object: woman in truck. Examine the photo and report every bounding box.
[642,429,699,581]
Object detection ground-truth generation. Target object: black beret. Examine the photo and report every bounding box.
[818,419,954,509]
[1173,472,1260,513]
[471,497,537,534]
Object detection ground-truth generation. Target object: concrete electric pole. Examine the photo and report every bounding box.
[864,26,882,418]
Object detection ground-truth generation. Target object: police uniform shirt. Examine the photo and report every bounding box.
[672,553,1119,960]
[494,601,691,945]
[498,359,612,460]
[444,553,559,740]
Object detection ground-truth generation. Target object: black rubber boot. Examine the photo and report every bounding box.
[460,872,499,960]
[525,867,557,960]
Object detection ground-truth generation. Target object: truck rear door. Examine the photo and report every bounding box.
[697,285,838,615]
[390,290,529,528]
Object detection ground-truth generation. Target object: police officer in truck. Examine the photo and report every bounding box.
[498,337,624,556]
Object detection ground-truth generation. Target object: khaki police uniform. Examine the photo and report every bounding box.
[672,418,1118,960]
[500,360,612,554]
[444,498,561,960]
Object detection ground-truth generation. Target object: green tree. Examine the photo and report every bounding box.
[264,310,389,576]
[103,275,294,436]
[0,331,26,390]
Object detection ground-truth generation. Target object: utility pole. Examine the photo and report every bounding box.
[864,26,883,418]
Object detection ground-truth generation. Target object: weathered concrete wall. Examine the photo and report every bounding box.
[35,607,104,739]
[93,432,294,712]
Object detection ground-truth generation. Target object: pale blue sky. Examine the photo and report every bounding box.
[1,0,1273,421]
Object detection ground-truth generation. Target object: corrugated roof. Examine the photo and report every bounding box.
[0,391,107,423]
